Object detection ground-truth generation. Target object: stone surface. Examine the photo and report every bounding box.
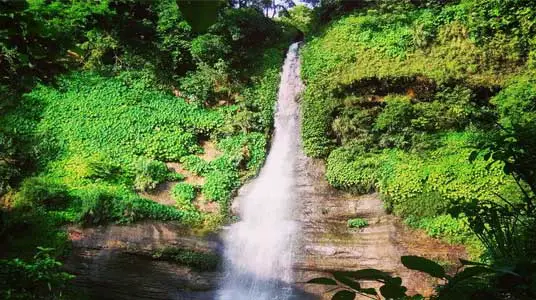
[64,221,222,300]
[292,154,465,299]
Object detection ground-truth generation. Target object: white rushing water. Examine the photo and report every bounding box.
[217,42,304,300]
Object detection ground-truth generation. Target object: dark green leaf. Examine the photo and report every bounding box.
[401,256,446,279]
[334,272,361,291]
[452,266,493,282]
[380,283,408,298]
[459,258,487,266]
[483,151,491,161]
[332,290,356,300]
[307,277,338,285]
[360,288,378,295]
[468,150,478,162]
[388,276,402,286]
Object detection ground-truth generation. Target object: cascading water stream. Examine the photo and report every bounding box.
[217,42,304,300]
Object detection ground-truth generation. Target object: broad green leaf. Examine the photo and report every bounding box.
[332,290,356,300]
[307,277,338,285]
[401,256,446,279]
[380,283,407,299]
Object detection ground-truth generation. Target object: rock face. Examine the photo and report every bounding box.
[292,154,466,298]
[64,221,222,300]
[64,147,465,300]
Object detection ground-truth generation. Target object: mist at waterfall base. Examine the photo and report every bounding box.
[217,43,304,300]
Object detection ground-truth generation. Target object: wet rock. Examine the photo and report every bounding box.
[293,153,466,298]
[64,221,222,300]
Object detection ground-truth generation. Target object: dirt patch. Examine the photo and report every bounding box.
[192,193,220,215]
[139,181,178,206]
[167,162,205,186]
[139,163,205,207]
[198,140,221,162]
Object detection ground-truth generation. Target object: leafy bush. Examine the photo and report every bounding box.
[14,178,70,210]
[133,158,173,192]
[278,4,315,35]
[0,247,75,300]
[72,185,200,225]
[190,34,231,65]
[179,61,234,105]
[203,170,239,204]
[347,217,368,229]
[180,155,210,176]
[171,183,196,209]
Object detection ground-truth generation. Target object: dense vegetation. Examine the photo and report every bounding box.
[0,0,298,297]
[302,0,536,298]
[3,0,536,298]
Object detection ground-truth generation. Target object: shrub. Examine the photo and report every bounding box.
[180,155,210,175]
[14,178,70,210]
[347,218,369,229]
[190,34,231,65]
[132,158,172,192]
[278,4,315,35]
[326,146,385,193]
[86,156,124,182]
[203,170,239,204]
[0,247,75,299]
[171,183,196,209]
[179,61,234,105]
[74,188,117,225]
[72,185,201,225]
[374,96,414,133]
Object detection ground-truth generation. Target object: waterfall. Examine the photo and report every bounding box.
[217,42,304,300]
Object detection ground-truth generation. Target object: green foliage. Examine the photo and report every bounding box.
[133,158,175,192]
[191,34,231,65]
[180,155,210,175]
[72,185,201,226]
[203,171,240,204]
[171,183,197,209]
[310,256,536,300]
[278,4,316,35]
[302,0,536,254]
[0,247,75,300]
[13,177,70,210]
[467,0,536,65]
[152,247,220,271]
[404,215,481,256]
[347,217,368,228]
[179,61,235,105]
[22,72,206,162]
